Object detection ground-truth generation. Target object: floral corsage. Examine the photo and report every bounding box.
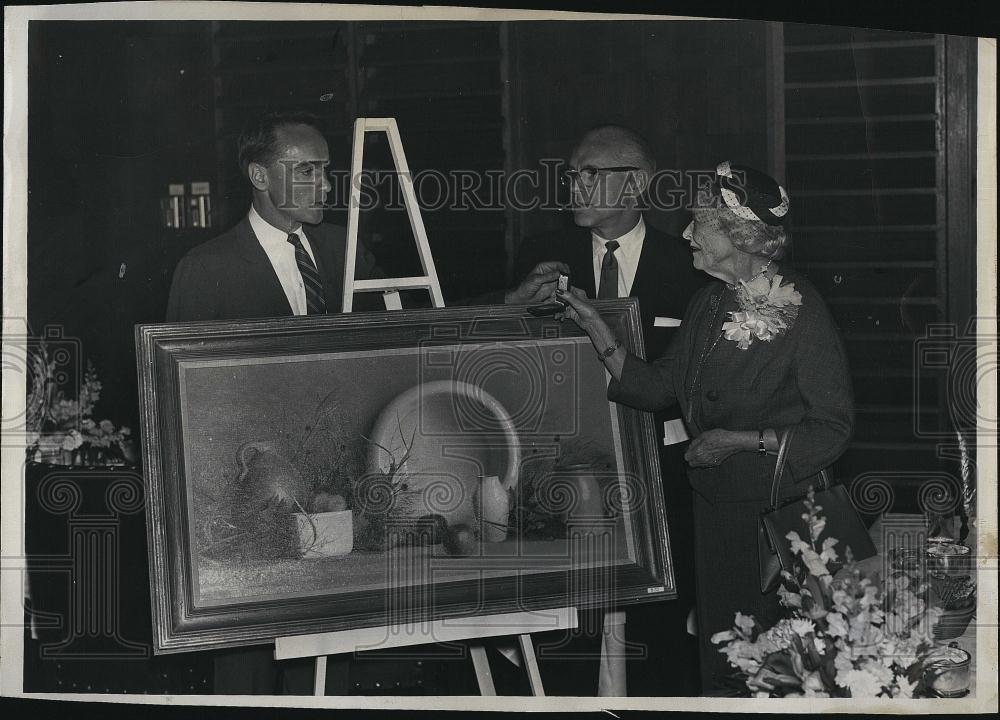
[722,274,803,350]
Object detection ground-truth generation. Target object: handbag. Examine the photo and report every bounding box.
[757,427,877,594]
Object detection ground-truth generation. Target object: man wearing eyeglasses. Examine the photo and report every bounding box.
[509,125,704,360]
[505,125,707,697]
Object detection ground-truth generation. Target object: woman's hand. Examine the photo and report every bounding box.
[684,429,754,467]
[556,287,603,333]
[556,288,626,380]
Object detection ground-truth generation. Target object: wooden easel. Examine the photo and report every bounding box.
[341,117,445,312]
[277,118,578,696]
[275,608,578,696]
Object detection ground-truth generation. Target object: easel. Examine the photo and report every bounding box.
[341,117,445,313]
[277,118,579,696]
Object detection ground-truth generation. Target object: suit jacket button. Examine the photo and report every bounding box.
[706,390,719,401]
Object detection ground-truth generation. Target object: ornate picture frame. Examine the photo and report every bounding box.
[136,300,675,653]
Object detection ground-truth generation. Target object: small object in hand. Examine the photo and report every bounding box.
[442,523,478,556]
[554,272,570,305]
[529,272,572,316]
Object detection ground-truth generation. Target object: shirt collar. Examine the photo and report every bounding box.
[591,216,645,253]
[249,205,303,248]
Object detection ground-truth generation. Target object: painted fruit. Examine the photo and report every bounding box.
[442,523,478,556]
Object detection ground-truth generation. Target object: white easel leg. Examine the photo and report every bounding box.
[518,633,545,696]
[598,610,626,697]
[313,655,327,696]
[470,642,496,695]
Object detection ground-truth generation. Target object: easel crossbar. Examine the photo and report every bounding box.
[274,608,578,660]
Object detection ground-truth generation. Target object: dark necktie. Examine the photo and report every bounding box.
[598,240,621,299]
[286,233,327,314]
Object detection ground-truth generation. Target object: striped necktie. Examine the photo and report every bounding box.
[286,233,327,314]
[598,240,621,299]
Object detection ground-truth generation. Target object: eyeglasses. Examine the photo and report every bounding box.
[560,165,641,187]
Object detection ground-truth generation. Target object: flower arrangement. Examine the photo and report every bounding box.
[723,274,803,350]
[25,342,134,466]
[712,490,945,697]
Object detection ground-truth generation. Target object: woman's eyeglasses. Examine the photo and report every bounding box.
[560,166,640,187]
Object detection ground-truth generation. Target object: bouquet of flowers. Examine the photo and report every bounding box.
[26,342,134,466]
[712,490,944,697]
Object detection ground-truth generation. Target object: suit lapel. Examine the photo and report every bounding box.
[568,227,597,298]
[234,216,294,316]
[630,224,662,303]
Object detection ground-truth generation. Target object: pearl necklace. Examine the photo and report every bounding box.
[727,259,773,289]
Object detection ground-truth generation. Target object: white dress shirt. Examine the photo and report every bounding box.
[591,216,645,297]
[248,206,319,316]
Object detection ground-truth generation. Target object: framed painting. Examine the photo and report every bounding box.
[136,300,676,653]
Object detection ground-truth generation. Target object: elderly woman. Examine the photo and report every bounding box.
[557,163,854,693]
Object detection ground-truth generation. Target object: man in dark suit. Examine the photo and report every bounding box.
[167,112,379,323]
[166,111,390,695]
[504,125,707,696]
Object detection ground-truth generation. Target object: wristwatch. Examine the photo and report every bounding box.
[758,430,767,456]
[598,339,622,360]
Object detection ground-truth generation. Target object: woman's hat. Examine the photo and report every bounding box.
[712,161,790,226]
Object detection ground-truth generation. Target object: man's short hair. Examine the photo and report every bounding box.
[577,125,656,175]
[237,110,324,178]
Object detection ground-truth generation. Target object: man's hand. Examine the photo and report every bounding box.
[684,429,752,468]
[504,261,571,305]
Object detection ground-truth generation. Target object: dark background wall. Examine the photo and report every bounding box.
[510,21,769,239]
[26,20,977,491]
[28,22,217,430]
[27,19,771,434]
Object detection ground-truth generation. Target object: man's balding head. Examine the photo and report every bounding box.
[574,125,656,176]
[567,125,654,238]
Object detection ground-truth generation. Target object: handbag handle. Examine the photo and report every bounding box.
[768,426,831,509]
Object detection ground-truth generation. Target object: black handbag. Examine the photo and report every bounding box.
[757,427,877,594]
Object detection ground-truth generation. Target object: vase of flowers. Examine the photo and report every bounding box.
[25,342,134,467]
[712,490,950,698]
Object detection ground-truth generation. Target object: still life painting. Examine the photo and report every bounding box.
[137,302,674,652]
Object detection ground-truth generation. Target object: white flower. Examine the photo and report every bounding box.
[820,536,839,564]
[724,276,803,350]
[722,314,755,350]
[826,612,849,638]
[785,531,809,556]
[735,612,756,636]
[836,668,884,697]
[711,630,737,644]
[802,671,826,694]
[801,547,830,578]
[809,516,827,543]
[790,619,815,637]
[61,429,83,451]
[896,677,918,698]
